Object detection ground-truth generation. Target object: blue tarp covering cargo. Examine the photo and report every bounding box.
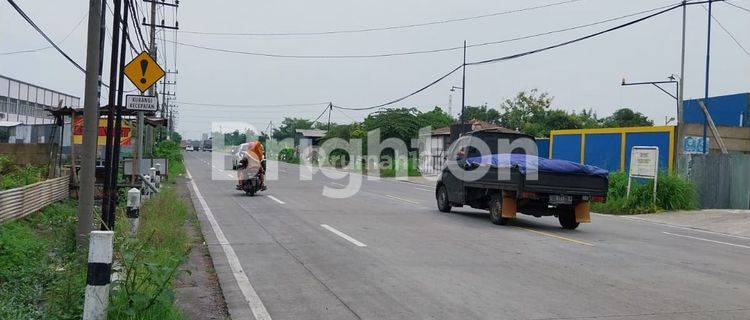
[466,154,609,178]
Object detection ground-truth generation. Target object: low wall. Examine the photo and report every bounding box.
[0,143,56,167]
[0,176,69,224]
[679,153,750,209]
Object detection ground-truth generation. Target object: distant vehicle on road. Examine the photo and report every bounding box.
[203,139,212,152]
[185,145,194,151]
[436,129,608,230]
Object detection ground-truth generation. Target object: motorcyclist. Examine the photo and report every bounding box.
[236,141,267,191]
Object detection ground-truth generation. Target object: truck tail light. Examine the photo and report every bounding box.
[521,192,537,199]
[592,195,606,203]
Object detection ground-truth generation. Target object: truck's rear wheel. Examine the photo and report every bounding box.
[558,209,579,230]
[436,185,451,212]
[489,194,510,225]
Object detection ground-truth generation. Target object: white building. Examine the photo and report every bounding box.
[0,75,80,125]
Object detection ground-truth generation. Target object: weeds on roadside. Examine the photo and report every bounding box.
[0,201,85,319]
[592,171,699,214]
[0,155,47,190]
[108,186,190,319]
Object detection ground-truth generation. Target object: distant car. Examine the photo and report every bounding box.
[186,145,194,151]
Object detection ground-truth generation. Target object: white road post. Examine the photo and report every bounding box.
[126,188,141,236]
[149,167,157,190]
[154,163,161,188]
[83,231,114,320]
[143,175,152,200]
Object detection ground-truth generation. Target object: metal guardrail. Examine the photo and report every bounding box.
[0,176,69,224]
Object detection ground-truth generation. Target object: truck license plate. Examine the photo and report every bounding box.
[549,195,572,205]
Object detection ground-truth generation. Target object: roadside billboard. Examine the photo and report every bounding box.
[71,115,133,146]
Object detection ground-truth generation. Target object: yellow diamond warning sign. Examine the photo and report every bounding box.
[123,51,165,93]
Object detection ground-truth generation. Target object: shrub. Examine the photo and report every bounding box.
[379,156,421,177]
[154,140,185,176]
[277,148,300,164]
[0,201,85,319]
[593,171,698,215]
[108,186,189,319]
[0,163,47,190]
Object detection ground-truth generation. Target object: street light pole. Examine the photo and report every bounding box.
[677,0,688,158]
[460,41,467,134]
[702,0,713,153]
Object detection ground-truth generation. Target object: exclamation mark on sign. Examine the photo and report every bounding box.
[139,59,148,84]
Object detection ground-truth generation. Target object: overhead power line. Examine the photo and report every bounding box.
[334,1,707,111]
[1,9,88,56]
[701,3,750,57]
[334,65,463,111]
[725,0,750,12]
[466,2,687,66]
[5,0,85,72]
[165,2,680,60]
[176,101,330,107]
[179,0,586,37]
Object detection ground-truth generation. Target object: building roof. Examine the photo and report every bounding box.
[429,120,514,136]
[0,121,23,128]
[295,129,327,138]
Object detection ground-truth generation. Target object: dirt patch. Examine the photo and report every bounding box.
[173,176,229,320]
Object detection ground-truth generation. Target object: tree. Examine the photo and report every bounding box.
[499,89,552,136]
[271,117,314,140]
[416,106,454,129]
[363,108,422,144]
[168,131,182,143]
[223,130,246,146]
[602,108,653,128]
[460,105,502,124]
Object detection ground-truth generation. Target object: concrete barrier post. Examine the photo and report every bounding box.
[83,231,114,320]
[143,175,152,199]
[126,188,141,236]
[149,167,158,190]
[155,163,162,186]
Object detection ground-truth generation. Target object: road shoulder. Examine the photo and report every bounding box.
[611,209,750,237]
[175,175,233,319]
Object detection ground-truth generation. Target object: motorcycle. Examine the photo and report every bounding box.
[239,159,266,196]
[241,171,263,196]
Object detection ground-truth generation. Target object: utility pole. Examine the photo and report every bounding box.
[702,0,713,154]
[676,0,688,161]
[460,40,467,134]
[106,0,131,229]
[77,0,104,247]
[327,102,332,132]
[135,0,157,179]
[101,0,123,230]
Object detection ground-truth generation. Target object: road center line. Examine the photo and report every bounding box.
[516,227,595,247]
[415,187,434,192]
[266,195,286,204]
[186,170,272,320]
[383,194,420,204]
[662,232,750,249]
[321,224,367,247]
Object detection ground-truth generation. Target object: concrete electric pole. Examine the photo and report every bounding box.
[77,0,104,247]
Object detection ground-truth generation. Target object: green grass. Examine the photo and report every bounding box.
[155,140,186,177]
[1,151,193,319]
[0,201,86,320]
[108,186,190,320]
[0,155,47,190]
[379,156,421,177]
[592,171,699,215]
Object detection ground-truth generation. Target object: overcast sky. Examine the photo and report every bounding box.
[2,0,749,139]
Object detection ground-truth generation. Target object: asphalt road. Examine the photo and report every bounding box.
[183,151,750,320]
